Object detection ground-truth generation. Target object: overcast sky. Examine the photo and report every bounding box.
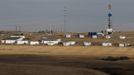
[0,0,133,32]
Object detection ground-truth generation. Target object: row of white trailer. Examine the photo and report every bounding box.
[1,35,130,47]
[63,41,130,47]
[1,39,61,46]
[1,36,62,45]
[1,39,131,47]
[65,34,97,39]
[65,34,127,39]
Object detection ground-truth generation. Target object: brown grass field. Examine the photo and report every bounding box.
[0,45,134,58]
[0,45,134,75]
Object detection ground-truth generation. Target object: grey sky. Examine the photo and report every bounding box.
[0,0,133,32]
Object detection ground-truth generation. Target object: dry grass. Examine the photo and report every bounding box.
[0,63,109,75]
[0,45,134,75]
[0,45,134,59]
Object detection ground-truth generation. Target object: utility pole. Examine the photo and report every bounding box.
[64,6,68,35]
[19,25,21,32]
[15,25,18,33]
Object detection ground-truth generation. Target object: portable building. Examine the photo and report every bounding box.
[79,34,85,38]
[88,32,97,37]
[106,35,111,39]
[41,38,61,45]
[69,41,76,45]
[97,33,104,37]
[10,36,25,41]
[65,34,71,38]
[30,41,40,45]
[17,40,29,45]
[1,35,26,44]
[63,41,76,46]
[2,37,23,44]
[83,42,91,46]
[47,42,57,46]
[119,43,125,47]
[63,42,71,46]
[102,42,112,47]
[1,40,5,44]
[92,35,97,39]
[119,36,126,40]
